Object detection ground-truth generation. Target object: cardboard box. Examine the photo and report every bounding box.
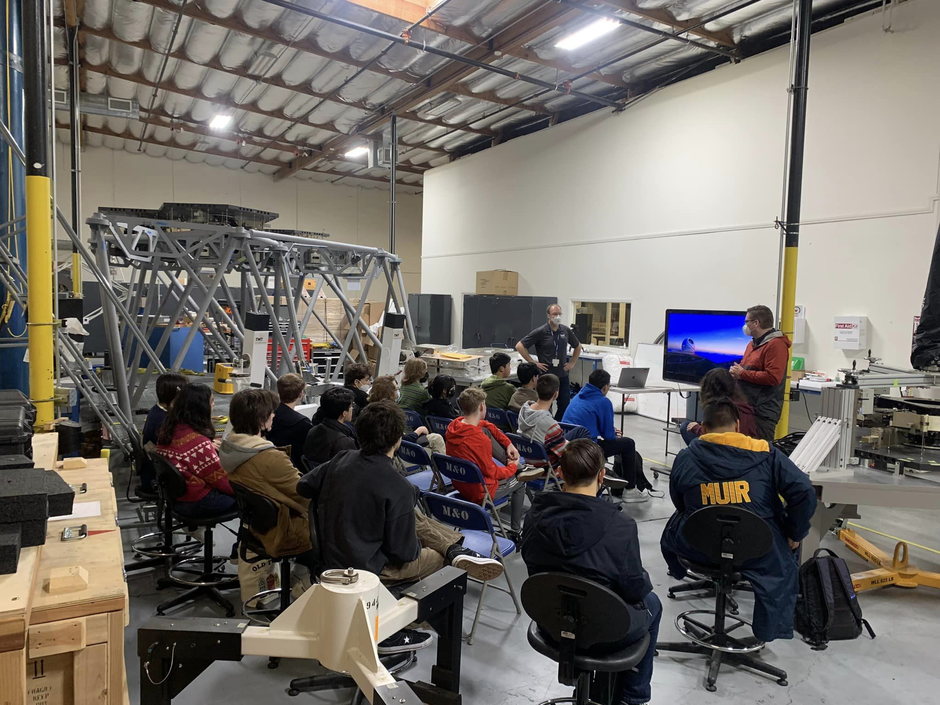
[476,270,518,296]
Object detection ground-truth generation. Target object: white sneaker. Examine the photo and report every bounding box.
[620,488,650,503]
[516,465,546,482]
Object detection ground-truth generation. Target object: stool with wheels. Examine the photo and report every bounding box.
[656,505,788,692]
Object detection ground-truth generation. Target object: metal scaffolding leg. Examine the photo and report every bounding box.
[95,230,134,424]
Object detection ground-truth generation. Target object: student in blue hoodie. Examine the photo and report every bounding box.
[522,440,661,705]
[660,398,817,642]
[562,369,652,498]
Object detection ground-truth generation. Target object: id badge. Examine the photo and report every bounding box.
[552,358,560,367]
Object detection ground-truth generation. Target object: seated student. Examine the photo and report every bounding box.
[423,374,459,420]
[482,352,516,410]
[522,440,661,705]
[398,358,431,414]
[298,401,505,652]
[344,362,372,418]
[303,387,359,467]
[155,384,235,518]
[517,374,592,471]
[680,368,759,445]
[141,372,188,493]
[371,375,445,455]
[219,389,313,563]
[508,363,540,413]
[661,398,817,643]
[563,369,653,501]
[266,373,313,471]
[445,387,540,538]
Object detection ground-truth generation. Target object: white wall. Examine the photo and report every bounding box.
[422,0,940,375]
[54,146,423,296]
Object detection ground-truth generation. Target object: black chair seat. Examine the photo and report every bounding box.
[680,557,742,582]
[171,508,239,528]
[135,487,160,501]
[527,622,650,673]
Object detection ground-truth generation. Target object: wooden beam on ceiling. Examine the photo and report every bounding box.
[339,0,630,88]
[597,0,737,48]
[276,3,581,180]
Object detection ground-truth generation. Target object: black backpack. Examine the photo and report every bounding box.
[794,548,876,650]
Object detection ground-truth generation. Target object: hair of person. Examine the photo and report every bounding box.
[320,387,356,420]
[157,384,214,445]
[560,439,605,487]
[517,362,540,386]
[402,357,428,386]
[345,362,372,386]
[155,372,188,407]
[703,397,740,430]
[369,375,398,403]
[489,351,511,374]
[536,373,560,401]
[699,368,741,405]
[229,388,279,435]
[589,368,611,389]
[276,372,306,404]
[458,386,487,416]
[546,303,560,316]
[429,374,456,399]
[747,304,774,329]
[355,400,405,455]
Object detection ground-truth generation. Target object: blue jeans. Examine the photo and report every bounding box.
[564,426,593,442]
[174,488,236,519]
[620,591,662,705]
[554,375,571,421]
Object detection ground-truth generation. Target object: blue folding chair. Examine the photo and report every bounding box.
[485,407,512,431]
[422,492,521,644]
[403,409,425,433]
[507,410,519,431]
[397,440,444,493]
[432,453,511,537]
[426,415,452,437]
[506,433,563,492]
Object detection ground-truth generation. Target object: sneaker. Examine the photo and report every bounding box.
[516,465,546,482]
[619,488,650,503]
[447,546,505,581]
[645,488,665,499]
[377,629,433,655]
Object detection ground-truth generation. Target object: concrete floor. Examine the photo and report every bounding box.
[118,415,940,705]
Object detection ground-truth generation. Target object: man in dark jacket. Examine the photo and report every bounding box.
[344,362,372,418]
[661,398,817,642]
[522,440,661,705]
[266,373,313,470]
[303,387,359,467]
[731,304,792,442]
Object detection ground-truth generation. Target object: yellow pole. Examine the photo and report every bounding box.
[775,247,798,438]
[72,250,82,296]
[26,175,55,428]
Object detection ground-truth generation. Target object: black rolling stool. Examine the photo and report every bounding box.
[150,452,240,617]
[656,505,788,692]
[521,573,651,705]
[667,570,754,616]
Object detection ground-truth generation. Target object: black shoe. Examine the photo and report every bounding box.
[506,530,523,545]
[446,545,504,581]
[377,629,433,655]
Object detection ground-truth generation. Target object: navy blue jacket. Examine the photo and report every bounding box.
[660,433,817,641]
[561,383,617,440]
[522,491,652,609]
[267,404,314,471]
[139,405,167,492]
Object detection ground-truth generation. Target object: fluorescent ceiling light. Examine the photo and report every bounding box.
[555,18,620,51]
[344,146,370,159]
[209,114,232,129]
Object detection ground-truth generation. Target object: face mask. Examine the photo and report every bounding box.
[551,315,562,326]
[742,323,752,337]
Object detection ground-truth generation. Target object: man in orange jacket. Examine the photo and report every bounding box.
[731,304,792,442]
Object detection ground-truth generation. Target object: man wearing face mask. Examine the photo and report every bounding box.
[517,303,582,420]
[730,305,792,443]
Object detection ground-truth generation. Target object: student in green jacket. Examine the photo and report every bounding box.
[482,352,516,410]
[398,357,431,414]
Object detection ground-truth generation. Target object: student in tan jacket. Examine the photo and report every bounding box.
[219,389,312,560]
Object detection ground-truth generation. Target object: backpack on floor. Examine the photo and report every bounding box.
[794,548,876,650]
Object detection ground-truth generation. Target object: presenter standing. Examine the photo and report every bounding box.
[517,304,582,420]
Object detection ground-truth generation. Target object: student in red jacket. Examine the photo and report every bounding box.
[445,387,540,538]
[731,304,792,442]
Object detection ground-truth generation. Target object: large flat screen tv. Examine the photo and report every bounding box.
[663,309,750,384]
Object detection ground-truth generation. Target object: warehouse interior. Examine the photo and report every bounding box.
[1,1,939,705]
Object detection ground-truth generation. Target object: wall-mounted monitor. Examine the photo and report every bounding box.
[663,309,750,384]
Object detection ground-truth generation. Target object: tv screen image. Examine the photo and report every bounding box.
[663,309,750,384]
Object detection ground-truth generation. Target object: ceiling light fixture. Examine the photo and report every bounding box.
[555,18,620,51]
[209,114,232,130]
[344,146,370,159]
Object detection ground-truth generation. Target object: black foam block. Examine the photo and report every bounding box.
[0,524,21,575]
[0,468,48,522]
[17,518,48,547]
[44,471,75,517]
[0,455,34,470]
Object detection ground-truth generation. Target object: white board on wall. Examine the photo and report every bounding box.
[633,342,687,422]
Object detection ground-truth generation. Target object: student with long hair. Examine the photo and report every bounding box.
[680,368,759,445]
[155,384,234,518]
[423,374,459,420]
[398,358,431,413]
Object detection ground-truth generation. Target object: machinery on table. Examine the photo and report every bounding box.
[138,566,467,705]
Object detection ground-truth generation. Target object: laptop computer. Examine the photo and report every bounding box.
[617,367,650,389]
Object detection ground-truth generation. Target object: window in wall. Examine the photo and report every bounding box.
[572,301,631,348]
